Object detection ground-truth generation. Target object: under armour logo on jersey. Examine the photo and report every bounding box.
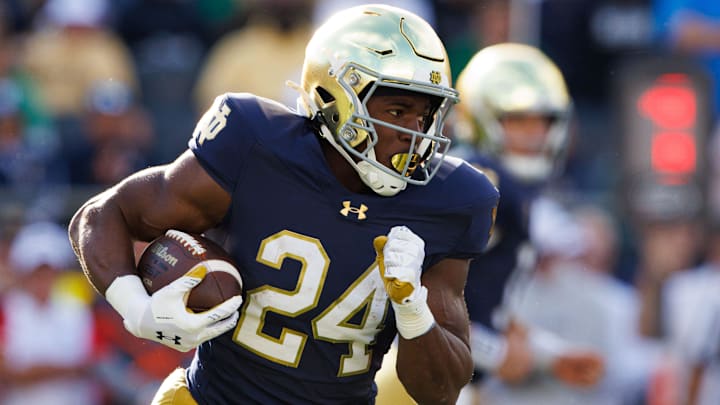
[156,331,182,346]
[340,201,368,220]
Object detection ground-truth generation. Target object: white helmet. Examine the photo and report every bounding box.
[295,4,458,196]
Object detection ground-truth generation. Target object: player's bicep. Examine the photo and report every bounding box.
[422,258,471,343]
[114,150,231,241]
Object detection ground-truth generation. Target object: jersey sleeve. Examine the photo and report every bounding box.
[445,162,500,260]
[456,183,498,258]
[188,93,259,192]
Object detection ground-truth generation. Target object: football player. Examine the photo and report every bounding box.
[452,43,604,398]
[68,5,498,405]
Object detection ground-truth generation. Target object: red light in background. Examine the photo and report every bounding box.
[618,62,710,219]
[651,132,696,176]
[638,86,697,129]
[657,73,690,85]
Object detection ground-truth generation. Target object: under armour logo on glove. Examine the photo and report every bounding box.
[156,331,183,345]
[106,271,242,352]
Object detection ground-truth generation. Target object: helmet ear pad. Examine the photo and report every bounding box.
[307,70,368,149]
[315,79,376,149]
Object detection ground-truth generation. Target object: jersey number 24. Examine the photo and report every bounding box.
[233,230,390,377]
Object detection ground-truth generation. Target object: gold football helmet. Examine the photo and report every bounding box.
[455,43,572,182]
[295,4,458,196]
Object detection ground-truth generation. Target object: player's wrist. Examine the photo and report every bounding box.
[392,286,435,339]
[470,325,508,370]
[105,274,151,332]
[528,328,567,371]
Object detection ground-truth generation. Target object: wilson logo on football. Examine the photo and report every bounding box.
[150,243,179,266]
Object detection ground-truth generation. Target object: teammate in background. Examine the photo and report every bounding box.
[662,222,720,405]
[451,43,604,403]
[68,5,498,405]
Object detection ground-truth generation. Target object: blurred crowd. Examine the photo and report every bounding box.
[0,0,719,404]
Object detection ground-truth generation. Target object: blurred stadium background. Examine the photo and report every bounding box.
[0,0,718,404]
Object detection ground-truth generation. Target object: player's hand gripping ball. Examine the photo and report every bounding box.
[137,230,243,312]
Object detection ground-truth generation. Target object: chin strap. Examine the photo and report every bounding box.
[287,80,406,197]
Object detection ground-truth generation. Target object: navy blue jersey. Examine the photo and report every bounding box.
[185,93,498,404]
[462,154,542,330]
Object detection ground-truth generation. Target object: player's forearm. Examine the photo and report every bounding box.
[396,327,473,405]
[69,189,138,295]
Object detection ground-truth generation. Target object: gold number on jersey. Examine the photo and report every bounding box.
[233,230,389,376]
[194,97,231,145]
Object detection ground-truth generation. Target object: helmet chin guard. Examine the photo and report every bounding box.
[357,160,407,196]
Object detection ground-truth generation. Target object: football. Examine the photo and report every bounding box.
[137,230,243,312]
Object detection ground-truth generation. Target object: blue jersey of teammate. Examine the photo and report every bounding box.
[184,93,499,404]
[462,153,543,330]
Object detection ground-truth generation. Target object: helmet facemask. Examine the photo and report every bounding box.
[338,63,454,188]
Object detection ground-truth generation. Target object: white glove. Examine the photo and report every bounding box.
[374,226,435,339]
[105,265,243,352]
